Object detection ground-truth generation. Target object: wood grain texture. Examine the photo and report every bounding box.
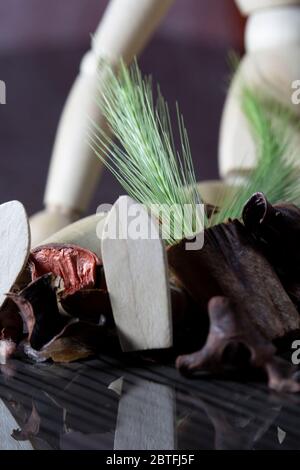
[114,378,176,450]
[0,201,30,308]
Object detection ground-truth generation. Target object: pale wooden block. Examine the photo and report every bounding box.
[0,400,33,450]
[102,196,172,352]
[197,181,238,207]
[114,378,176,450]
[40,212,108,259]
[38,181,235,257]
[30,209,79,248]
[0,201,30,308]
[40,181,235,254]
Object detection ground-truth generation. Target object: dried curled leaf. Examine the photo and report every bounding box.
[29,244,101,298]
[23,319,119,363]
[7,270,119,363]
[7,274,68,351]
[176,296,300,393]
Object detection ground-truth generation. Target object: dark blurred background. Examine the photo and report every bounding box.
[0,0,245,216]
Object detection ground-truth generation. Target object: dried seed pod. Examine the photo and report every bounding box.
[170,283,208,354]
[176,296,300,393]
[29,244,101,298]
[243,191,300,235]
[168,219,300,341]
[60,289,114,327]
[242,192,300,307]
[242,192,300,265]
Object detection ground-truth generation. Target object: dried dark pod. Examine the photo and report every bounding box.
[7,274,68,351]
[60,289,114,327]
[170,283,208,354]
[168,219,300,341]
[243,192,300,307]
[176,296,300,393]
[29,244,101,298]
[242,192,300,263]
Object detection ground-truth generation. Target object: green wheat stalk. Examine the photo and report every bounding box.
[213,87,300,225]
[89,60,300,240]
[88,60,204,245]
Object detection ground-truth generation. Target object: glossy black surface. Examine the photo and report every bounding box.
[1,356,300,450]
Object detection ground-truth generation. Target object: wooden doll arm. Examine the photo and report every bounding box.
[30,0,174,246]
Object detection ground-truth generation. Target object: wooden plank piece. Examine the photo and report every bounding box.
[0,201,30,308]
[114,378,176,450]
[102,196,172,351]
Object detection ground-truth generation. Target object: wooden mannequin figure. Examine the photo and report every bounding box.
[25,0,300,353]
[30,0,300,245]
[220,0,300,183]
[30,0,175,246]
